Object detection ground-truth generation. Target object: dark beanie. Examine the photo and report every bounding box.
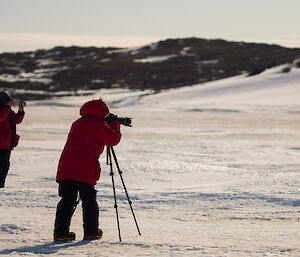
[0,92,11,103]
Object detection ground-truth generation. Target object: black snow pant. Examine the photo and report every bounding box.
[0,149,11,188]
[54,180,99,235]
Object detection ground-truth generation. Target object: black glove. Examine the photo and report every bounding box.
[105,113,118,123]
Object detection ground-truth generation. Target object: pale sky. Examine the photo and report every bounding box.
[1,0,300,53]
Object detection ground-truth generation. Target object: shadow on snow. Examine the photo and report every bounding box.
[0,240,90,255]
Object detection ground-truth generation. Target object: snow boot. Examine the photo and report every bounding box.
[83,229,103,240]
[54,232,76,242]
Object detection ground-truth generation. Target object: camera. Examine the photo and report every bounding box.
[105,113,132,127]
[14,100,26,107]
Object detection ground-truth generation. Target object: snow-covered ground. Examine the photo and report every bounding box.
[0,65,300,256]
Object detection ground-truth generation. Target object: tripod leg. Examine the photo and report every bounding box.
[110,147,141,236]
[107,147,122,242]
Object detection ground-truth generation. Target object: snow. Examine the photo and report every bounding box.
[138,64,300,112]
[37,59,62,66]
[107,43,158,56]
[1,65,300,256]
[196,59,219,65]
[134,54,178,63]
[0,73,52,84]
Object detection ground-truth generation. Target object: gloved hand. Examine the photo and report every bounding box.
[105,113,118,123]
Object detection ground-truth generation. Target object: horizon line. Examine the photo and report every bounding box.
[1,33,300,53]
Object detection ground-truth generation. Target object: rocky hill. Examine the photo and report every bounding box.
[1,37,300,100]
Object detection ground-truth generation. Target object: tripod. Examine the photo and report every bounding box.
[106,146,141,242]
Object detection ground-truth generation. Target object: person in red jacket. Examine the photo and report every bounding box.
[0,92,25,188]
[54,98,121,242]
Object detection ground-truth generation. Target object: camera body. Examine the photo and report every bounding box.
[105,113,132,127]
[14,100,26,107]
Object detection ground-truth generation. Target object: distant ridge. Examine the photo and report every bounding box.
[0,37,300,100]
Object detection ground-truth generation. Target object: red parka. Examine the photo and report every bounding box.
[0,105,25,149]
[56,99,121,185]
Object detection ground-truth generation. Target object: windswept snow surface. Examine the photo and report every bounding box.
[1,66,300,256]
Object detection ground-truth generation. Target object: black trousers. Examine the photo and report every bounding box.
[54,180,99,235]
[0,149,11,188]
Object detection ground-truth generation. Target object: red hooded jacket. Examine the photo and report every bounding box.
[0,105,25,149]
[56,99,121,185]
